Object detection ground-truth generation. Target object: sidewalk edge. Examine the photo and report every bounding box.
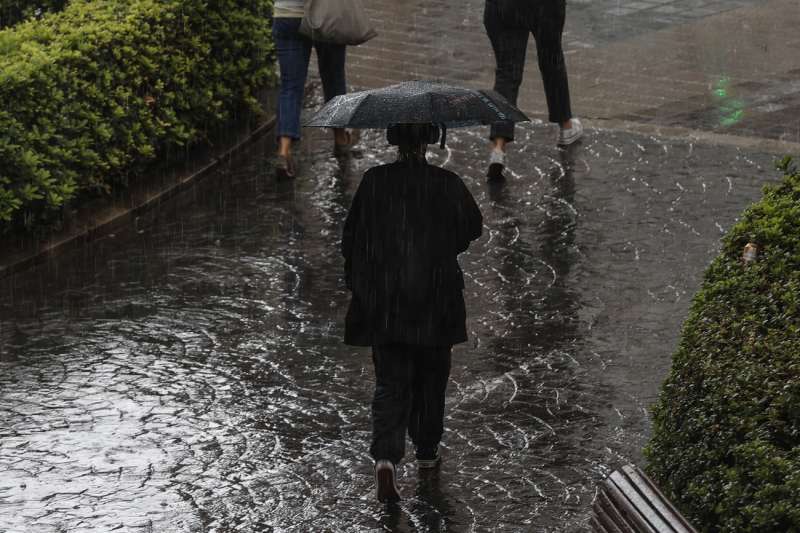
[587,118,800,156]
[0,114,277,281]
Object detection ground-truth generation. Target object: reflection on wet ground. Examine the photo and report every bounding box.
[567,0,760,44]
[0,123,776,532]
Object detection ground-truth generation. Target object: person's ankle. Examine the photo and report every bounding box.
[561,119,572,130]
[333,129,349,145]
[416,446,438,459]
[277,136,293,156]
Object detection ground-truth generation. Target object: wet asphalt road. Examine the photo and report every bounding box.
[0,121,777,531]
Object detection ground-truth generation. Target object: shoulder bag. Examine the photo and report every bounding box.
[298,0,378,45]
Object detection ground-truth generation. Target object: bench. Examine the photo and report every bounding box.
[591,464,698,533]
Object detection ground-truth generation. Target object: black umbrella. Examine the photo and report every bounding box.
[303,80,530,147]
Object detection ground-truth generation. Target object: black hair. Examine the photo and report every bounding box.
[387,123,444,161]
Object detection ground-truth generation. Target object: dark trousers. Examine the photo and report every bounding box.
[484,0,573,141]
[272,17,347,140]
[370,344,452,465]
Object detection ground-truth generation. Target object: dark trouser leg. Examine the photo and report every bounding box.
[408,346,452,453]
[370,344,415,465]
[272,17,313,141]
[314,40,347,102]
[484,0,529,142]
[529,0,572,124]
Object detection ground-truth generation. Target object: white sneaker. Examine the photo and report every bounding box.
[557,118,583,146]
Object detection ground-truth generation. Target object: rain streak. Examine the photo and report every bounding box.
[0,106,774,531]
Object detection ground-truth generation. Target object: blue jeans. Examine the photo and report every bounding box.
[272,17,347,140]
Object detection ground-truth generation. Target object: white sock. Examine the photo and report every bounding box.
[489,150,506,165]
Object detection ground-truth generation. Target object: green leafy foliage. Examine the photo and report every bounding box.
[0,0,276,232]
[0,0,67,29]
[645,161,800,532]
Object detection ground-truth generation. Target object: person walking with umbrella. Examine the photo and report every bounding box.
[484,0,583,181]
[342,122,482,502]
[305,80,529,502]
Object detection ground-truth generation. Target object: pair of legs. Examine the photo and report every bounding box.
[370,344,452,466]
[271,17,350,157]
[483,0,575,150]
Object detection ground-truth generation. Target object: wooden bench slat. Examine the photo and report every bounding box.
[603,476,659,533]
[623,465,698,533]
[590,516,605,532]
[610,471,677,532]
[591,465,699,533]
[595,491,636,533]
[620,465,682,530]
[591,516,615,533]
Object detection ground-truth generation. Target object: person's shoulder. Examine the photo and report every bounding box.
[361,164,391,184]
[428,165,467,187]
[363,163,398,177]
[426,164,461,179]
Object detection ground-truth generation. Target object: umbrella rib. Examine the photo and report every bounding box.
[352,92,371,128]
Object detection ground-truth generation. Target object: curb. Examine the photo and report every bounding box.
[586,118,800,156]
[0,112,277,281]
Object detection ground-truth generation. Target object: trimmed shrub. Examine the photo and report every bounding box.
[645,158,800,532]
[0,0,67,29]
[0,0,275,231]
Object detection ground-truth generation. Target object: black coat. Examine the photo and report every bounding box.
[342,160,483,347]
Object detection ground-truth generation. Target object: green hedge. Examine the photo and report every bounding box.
[0,0,67,29]
[0,0,275,232]
[645,158,800,532]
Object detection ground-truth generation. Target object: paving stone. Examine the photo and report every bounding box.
[625,2,658,10]
[653,4,683,13]
[1,0,799,530]
[0,115,780,532]
[326,0,800,143]
[607,7,640,15]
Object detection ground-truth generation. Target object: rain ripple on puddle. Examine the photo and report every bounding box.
[0,125,775,532]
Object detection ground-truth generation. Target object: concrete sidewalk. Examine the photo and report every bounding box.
[311,0,800,151]
[3,4,796,529]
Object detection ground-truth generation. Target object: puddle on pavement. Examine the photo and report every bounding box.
[0,123,777,532]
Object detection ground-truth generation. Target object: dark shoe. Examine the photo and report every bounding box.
[375,459,401,503]
[416,447,441,470]
[486,149,506,182]
[275,154,296,180]
[333,129,360,157]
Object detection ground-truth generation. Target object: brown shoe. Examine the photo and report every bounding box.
[275,153,296,180]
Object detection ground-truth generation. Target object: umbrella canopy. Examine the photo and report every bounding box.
[303,80,530,129]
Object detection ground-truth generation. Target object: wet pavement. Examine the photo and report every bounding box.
[0,98,780,530]
[343,0,800,144]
